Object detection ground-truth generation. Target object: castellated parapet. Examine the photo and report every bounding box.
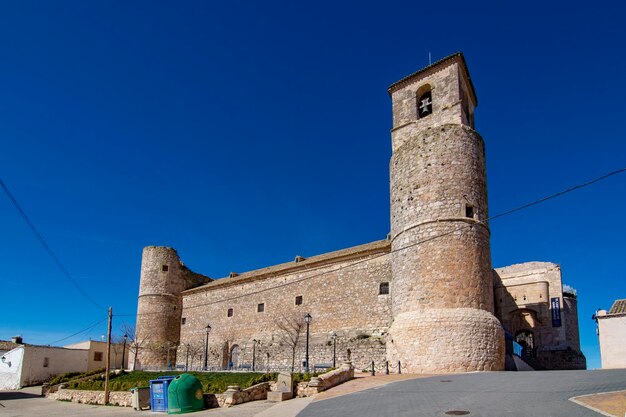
[132,246,211,370]
[387,54,504,372]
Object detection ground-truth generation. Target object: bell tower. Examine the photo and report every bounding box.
[387,53,504,372]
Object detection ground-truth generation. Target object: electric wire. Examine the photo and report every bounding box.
[489,168,626,221]
[0,178,107,311]
[49,317,108,345]
[117,167,626,317]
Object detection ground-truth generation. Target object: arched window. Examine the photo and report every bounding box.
[416,84,433,119]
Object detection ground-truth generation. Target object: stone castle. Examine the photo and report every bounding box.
[132,53,586,373]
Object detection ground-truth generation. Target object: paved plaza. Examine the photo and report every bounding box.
[1,370,625,417]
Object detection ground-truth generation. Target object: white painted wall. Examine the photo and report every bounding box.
[599,315,626,369]
[20,345,88,387]
[0,346,24,390]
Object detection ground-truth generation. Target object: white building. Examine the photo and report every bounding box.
[0,337,128,390]
[597,299,626,369]
[0,340,88,390]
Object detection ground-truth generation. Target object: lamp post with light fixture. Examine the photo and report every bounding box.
[203,324,211,371]
[304,313,312,373]
[252,339,258,372]
[121,334,128,370]
[331,332,337,368]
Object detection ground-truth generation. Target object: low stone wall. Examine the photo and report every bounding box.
[49,389,132,407]
[49,379,281,409]
[296,362,354,397]
[205,381,273,408]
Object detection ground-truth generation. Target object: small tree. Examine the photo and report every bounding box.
[186,342,204,371]
[275,314,305,372]
[120,323,146,370]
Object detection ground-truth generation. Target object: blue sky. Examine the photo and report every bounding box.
[0,1,624,369]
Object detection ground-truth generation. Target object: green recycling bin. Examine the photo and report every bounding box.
[167,373,204,414]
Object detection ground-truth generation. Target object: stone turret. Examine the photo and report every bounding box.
[386,53,504,372]
[132,246,211,370]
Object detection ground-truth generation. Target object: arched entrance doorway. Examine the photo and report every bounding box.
[229,345,240,369]
[515,330,535,359]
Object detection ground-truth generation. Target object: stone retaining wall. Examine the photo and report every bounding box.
[49,389,132,407]
[49,366,355,408]
[296,362,354,397]
[205,381,273,408]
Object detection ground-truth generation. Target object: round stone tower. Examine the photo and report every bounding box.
[387,53,504,373]
[132,246,210,370]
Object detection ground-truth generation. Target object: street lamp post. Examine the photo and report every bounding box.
[331,332,337,368]
[252,339,257,372]
[185,344,190,371]
[204,324,211,371]
[304,313,312,373]
[121,334,127,370]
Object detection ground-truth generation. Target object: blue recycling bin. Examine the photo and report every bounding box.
[149,376,176,412]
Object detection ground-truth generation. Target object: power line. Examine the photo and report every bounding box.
[49,317,108,345]
[118,167,626,317]
[0,178,107,311]
[489,168,626,221]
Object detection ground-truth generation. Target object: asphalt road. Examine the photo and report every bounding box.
[297,369,626,417]
[2,370,625,417]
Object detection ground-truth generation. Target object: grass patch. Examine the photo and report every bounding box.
[49,368,106,385]
[68,371,277,394]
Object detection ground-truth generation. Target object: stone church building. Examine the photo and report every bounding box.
[131,53,586,373]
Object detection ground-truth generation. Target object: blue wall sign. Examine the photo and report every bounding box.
[551,297,562,327]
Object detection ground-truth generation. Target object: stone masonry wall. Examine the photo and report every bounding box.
[494,262,568,350]
[493,262,586,370]
[133,246,210,370]
[296,362,355,397]
[177,241,392,372]
[49,389,132,407]
[387,56,503,373]
[563,295,581,352]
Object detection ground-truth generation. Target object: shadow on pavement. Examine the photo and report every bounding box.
[0,391,43,401]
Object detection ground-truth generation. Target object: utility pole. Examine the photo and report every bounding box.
[104,307,112,405]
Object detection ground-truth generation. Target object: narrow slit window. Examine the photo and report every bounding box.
[257,303,264,313]
[465,205,475,218]
[162,265,169,272]
[379,282,390,295]
[43,357,49,367]
[295,296,303,305]
[227,308,234,317]
[181,317,186,325]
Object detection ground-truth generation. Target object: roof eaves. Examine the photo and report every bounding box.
[182,239,391,294]
[387,52,478,105]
